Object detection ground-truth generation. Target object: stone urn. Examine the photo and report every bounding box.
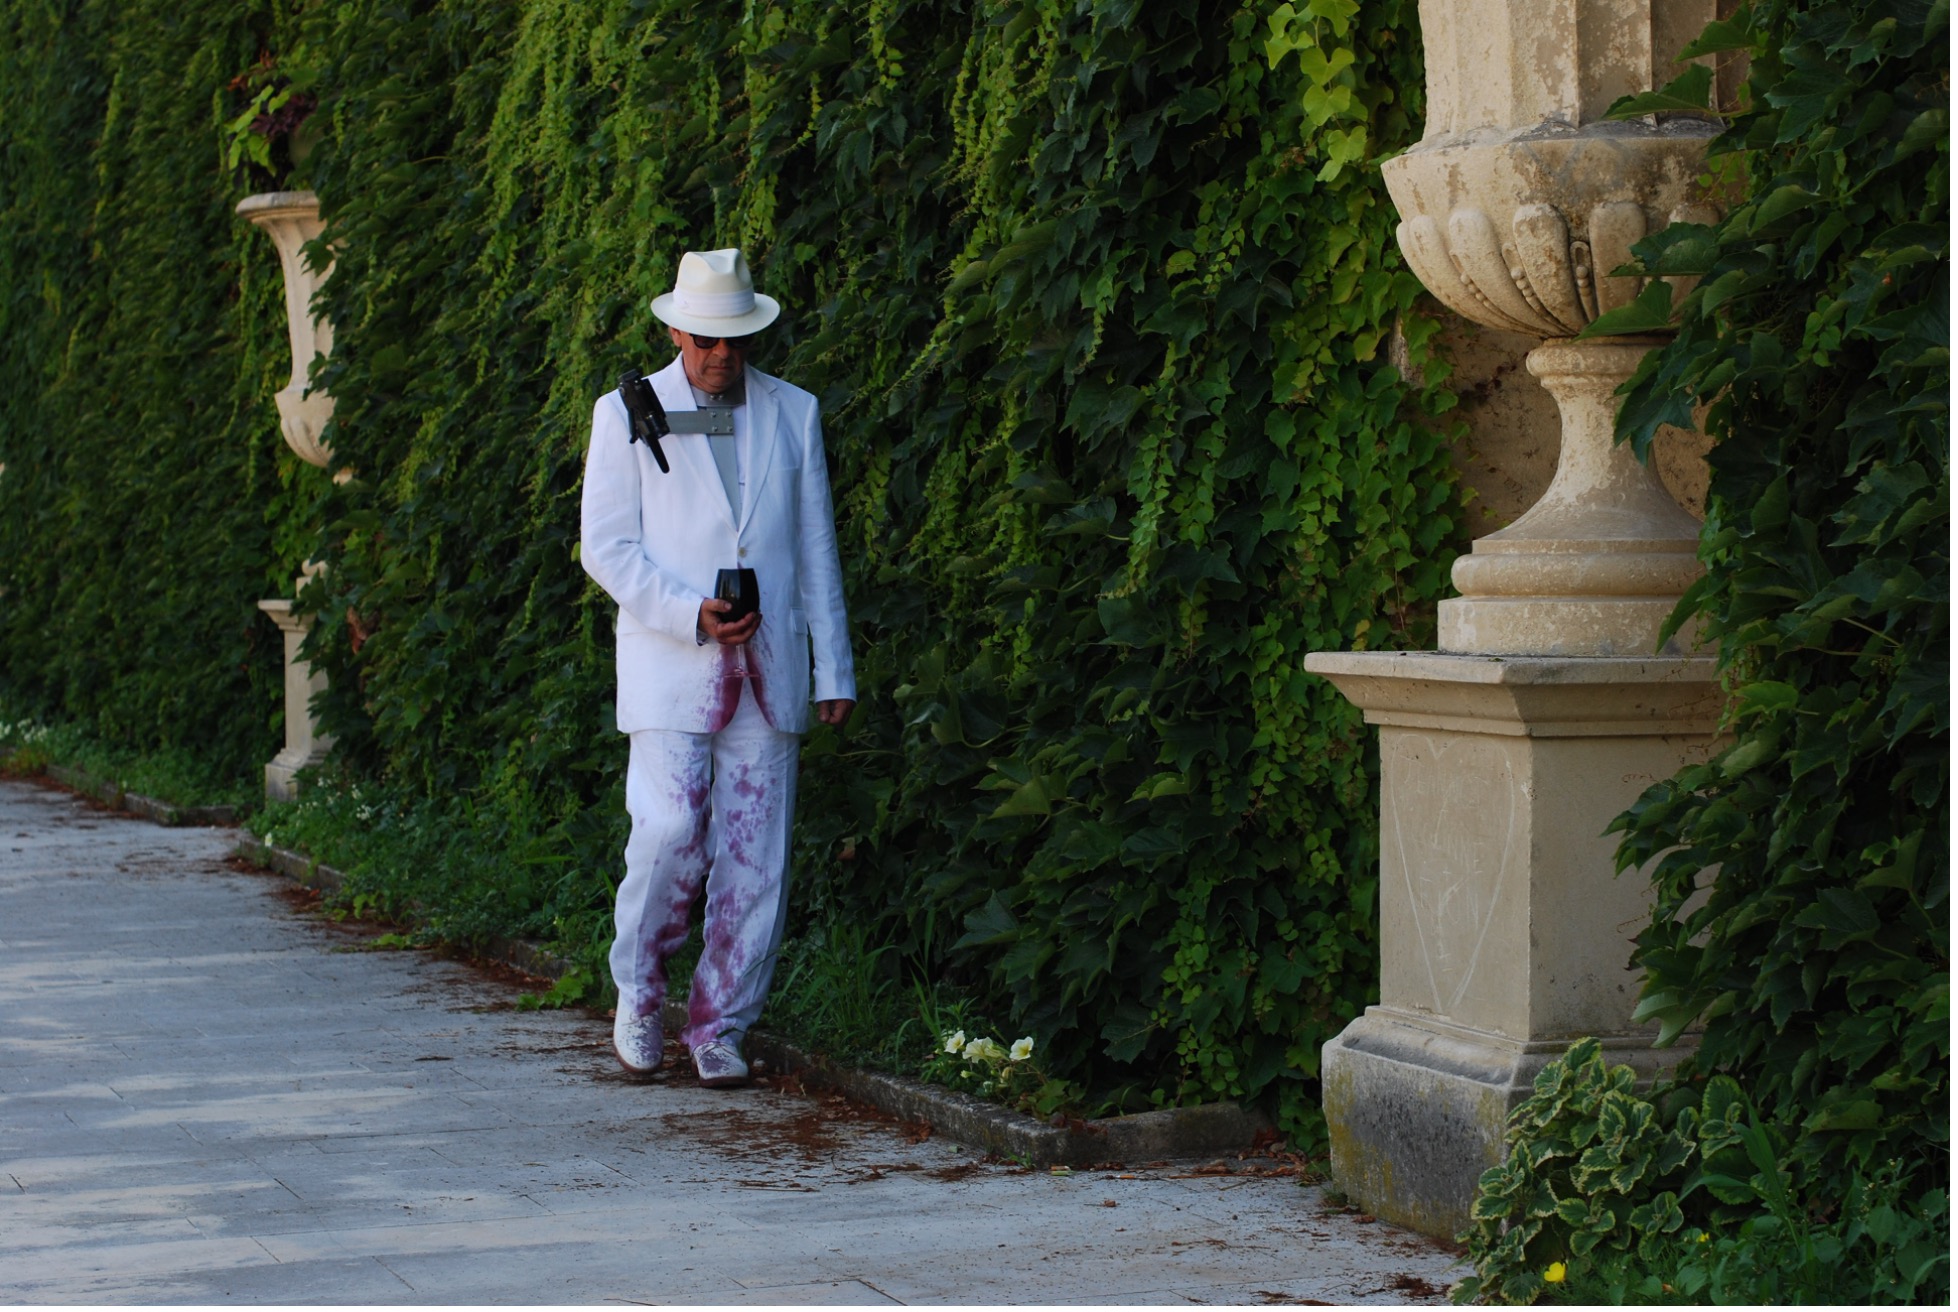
[236,190,335,469]
[1303,0,1735,1238]
[238,191,337,798]
[1381,0,1730,656]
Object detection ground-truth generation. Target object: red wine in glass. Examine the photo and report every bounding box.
[714,567,759,624]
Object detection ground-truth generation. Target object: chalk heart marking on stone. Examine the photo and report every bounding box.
[1388,733,1521,1018]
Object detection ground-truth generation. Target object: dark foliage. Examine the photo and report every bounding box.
[0,1,317,774]
[1594,0,1948,1289]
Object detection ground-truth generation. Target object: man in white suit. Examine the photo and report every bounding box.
[580,248,855,1088]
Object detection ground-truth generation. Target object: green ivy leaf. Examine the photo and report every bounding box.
[1579,279,1676,337]
[1603,65,1716,118]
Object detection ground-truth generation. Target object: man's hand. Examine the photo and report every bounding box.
[699,597,760,645]
[816,699,855,727]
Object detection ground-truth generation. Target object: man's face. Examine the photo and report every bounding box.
[669,326,748,395]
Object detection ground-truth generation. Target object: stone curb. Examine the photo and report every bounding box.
[236,836,342,889]
[691,1003,1275,1167]
[230,832,1272,1167]
[44,763,238,827]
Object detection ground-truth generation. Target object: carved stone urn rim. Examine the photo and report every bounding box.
[236,189,321,219]
[1395,115,1726,155]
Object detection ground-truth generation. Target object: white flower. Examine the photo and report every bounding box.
[963,1036,1004,1063]
[943,1030,967,1055]
[1010,1037,1034,1062]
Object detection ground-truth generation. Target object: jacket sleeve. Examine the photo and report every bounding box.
[794,398,857,703]
[579,390,701,643]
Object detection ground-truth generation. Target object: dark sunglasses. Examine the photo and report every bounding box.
[688,333,755,351]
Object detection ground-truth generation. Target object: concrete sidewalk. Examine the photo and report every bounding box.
[0,777,1462,1304]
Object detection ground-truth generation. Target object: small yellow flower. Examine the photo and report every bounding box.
[1544,1262,1567,1284]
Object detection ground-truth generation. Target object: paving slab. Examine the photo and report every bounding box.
[0,776,1465,1304]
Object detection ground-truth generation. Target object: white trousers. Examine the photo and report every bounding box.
[609,684,800,1050]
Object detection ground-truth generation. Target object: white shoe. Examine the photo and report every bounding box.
[692,1039,750,1088]
[613,1011,664,1076]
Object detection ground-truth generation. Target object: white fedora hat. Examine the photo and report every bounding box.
[649,248,781,337]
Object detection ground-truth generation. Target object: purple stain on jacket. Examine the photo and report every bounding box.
[713,643,744,729]
[747,622,774,726]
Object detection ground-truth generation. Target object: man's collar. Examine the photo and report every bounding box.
[689,378,746,408]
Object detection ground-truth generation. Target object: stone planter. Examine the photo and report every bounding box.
[237,190,335,469]
[1379,0,1728,657]
[1304,0,1733,1238]
[239,191,337,799]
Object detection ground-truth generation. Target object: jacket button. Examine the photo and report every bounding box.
[739,548,748,558]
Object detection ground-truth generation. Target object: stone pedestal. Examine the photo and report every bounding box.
[1302,0,1733,1245]
[240,194,340,802]
[1304,651,1721,1236]
[258,594,331,801]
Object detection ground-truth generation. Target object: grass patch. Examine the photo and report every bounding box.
[0,706,260,813]
[764,919,973,1076]
[249,766,613,975]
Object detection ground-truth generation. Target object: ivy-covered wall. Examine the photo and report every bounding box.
[1,0,1457,1136]
[0,1,309,781]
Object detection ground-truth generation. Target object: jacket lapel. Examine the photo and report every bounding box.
[737,369,779,536]
[651,358,736,530]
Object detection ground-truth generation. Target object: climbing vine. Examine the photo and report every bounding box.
[1456,0,1947,1299]
[1604,0,1947,1222]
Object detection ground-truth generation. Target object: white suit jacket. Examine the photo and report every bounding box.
[580,356,855,735]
